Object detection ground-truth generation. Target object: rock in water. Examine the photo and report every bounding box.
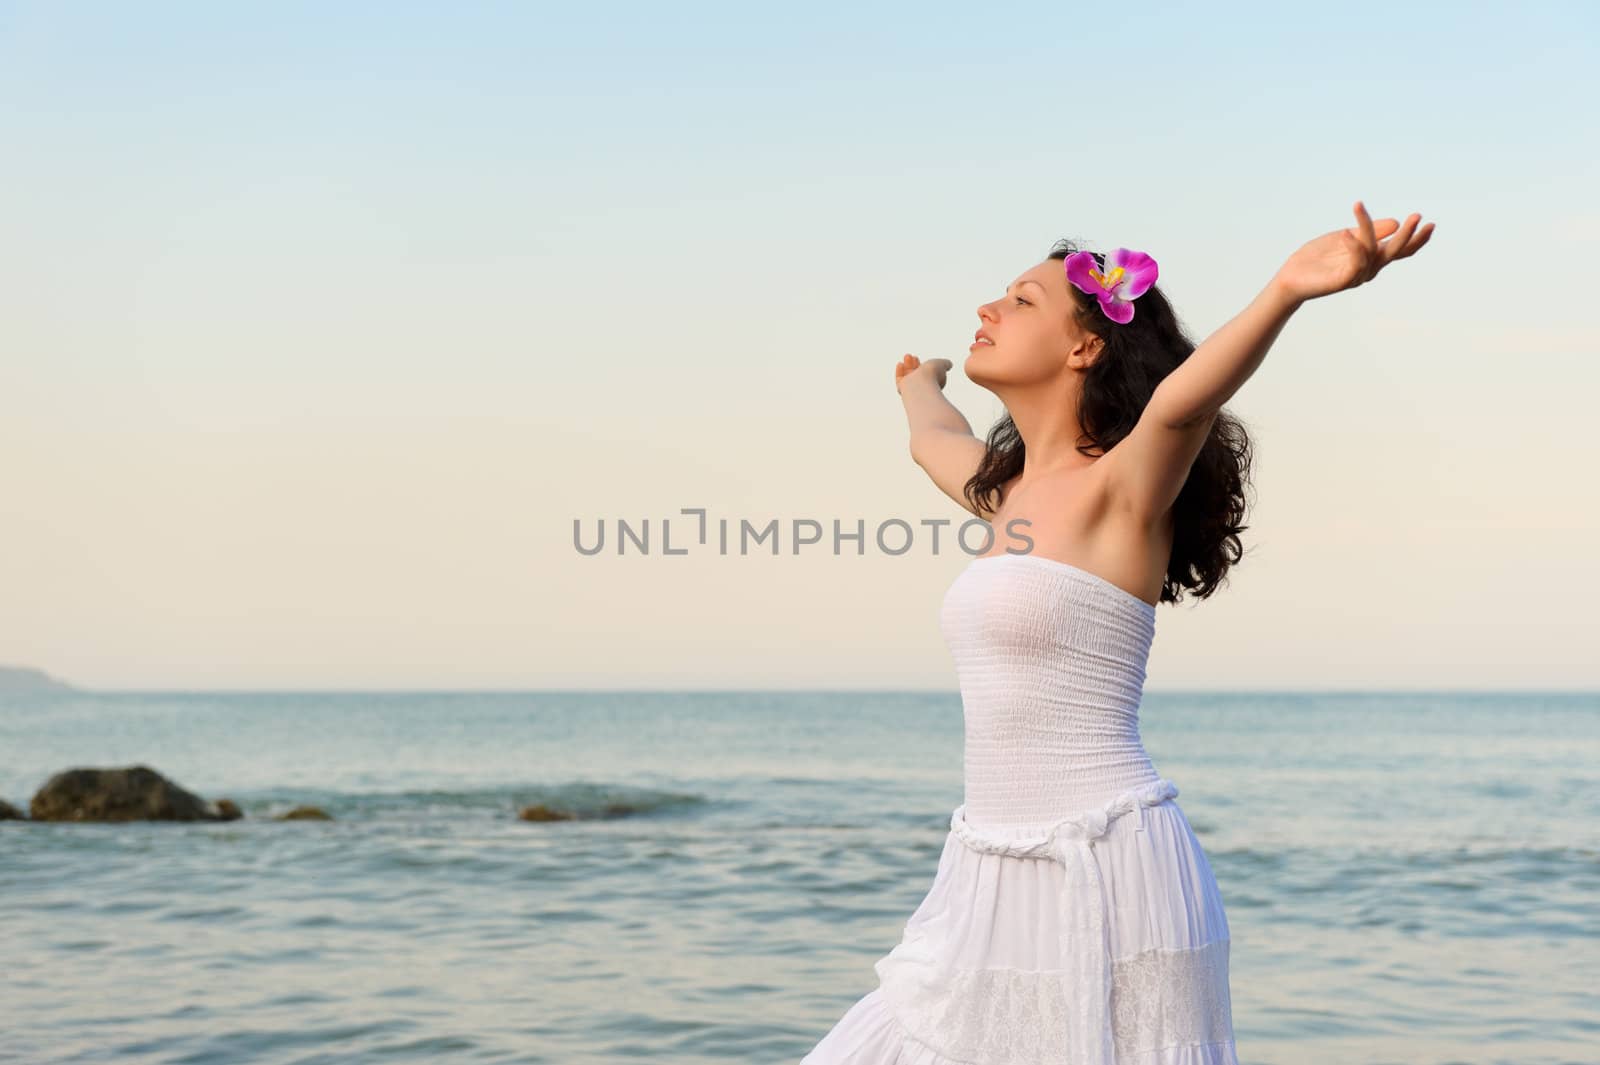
[29,765,233,822]
[519,803,577,821]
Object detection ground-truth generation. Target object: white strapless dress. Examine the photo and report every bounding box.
[801,552,1238,1065]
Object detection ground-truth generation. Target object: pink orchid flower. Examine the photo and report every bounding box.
[1063,248,1159,324]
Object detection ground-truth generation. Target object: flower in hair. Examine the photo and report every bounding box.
[1063,248,1159,324]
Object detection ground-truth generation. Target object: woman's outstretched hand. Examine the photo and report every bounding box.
[1272,201,1436,303]
[895,354,953,395]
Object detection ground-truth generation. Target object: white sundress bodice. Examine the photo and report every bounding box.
[942,552,1163,827]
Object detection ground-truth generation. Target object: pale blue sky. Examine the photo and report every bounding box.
[1,1,1595,690]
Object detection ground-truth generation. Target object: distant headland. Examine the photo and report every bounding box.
[0,666,76,692]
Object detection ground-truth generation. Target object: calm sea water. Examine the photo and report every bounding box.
[2,690,1597,1065]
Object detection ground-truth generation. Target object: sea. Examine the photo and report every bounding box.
[2,689,1597,1065]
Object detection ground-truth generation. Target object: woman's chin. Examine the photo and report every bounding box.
[963,353,994,386]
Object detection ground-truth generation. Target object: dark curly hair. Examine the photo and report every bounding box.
[963,238,1255,604]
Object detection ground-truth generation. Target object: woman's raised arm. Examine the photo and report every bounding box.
[1109,202,1436,523]
[896,355,990,519]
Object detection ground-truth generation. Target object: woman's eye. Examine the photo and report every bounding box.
[1015,297,1030,306]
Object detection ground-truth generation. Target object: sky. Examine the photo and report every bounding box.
[1,1,1596,691]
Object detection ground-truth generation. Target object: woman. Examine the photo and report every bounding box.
[801,203,1435,1064]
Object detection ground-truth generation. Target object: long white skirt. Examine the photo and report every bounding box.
[801,778,1238,1065]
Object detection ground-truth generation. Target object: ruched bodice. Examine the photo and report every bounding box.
[940,552,1162,828]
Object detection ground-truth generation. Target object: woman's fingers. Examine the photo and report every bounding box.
[1396,221,1436,259]
[1369,213,1435,269]
[1384,220,1435,263]
[895,354,921,389]
[1355,201,1377,252]
[1379,213,1421,264]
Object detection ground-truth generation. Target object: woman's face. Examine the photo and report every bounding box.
[965,258,1101,388]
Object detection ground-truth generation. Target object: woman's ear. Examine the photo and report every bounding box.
[1068,336,1104,369]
